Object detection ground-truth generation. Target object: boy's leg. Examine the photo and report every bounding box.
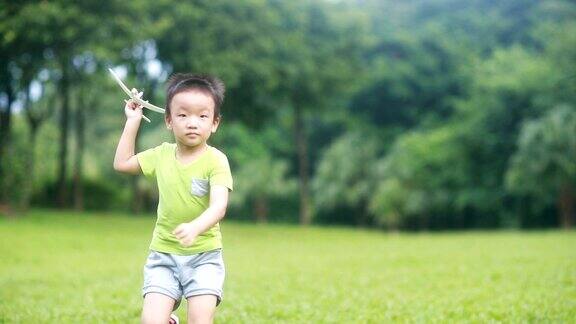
[142,251,182,324]
[186,294,218,324]
[179,249,224,324]
[141,292,176,324]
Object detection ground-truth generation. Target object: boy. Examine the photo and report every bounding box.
[113,74,233,324]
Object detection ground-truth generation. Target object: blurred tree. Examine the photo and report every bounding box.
[506,106,576,228]
[1,0,150,208]
[368,178,405,230]
[350,0,576,130]
[232,155,295,223]
[216,123,296,223]
[270,0,367,225]
[21,74,56,211]
[72,67,97,211]
[0,1,46,211]
[154,0,366,225]
[1,0,575,231]
[124,41,167,214]
[351,28,473,129]
[313,131,381,226]
[153,0,281,126]
[0,117,31,212]
[446,46,559,227]
[369,126,470,229]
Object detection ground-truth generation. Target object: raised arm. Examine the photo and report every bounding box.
[113,99,144,174]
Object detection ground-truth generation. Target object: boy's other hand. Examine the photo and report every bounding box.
[173,222,200,247]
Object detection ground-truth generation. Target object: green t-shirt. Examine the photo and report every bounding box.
[137,142,233,255]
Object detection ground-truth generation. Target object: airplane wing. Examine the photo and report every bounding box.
[132,96,165,113]
[108,68,133,98]
[109,67,165,114]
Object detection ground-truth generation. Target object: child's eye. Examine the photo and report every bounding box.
[201,115,209,119]
[178,114,186,117]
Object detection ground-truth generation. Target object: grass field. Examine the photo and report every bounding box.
[0,210,575,323]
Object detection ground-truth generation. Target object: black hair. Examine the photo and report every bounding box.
[165,73,225,118]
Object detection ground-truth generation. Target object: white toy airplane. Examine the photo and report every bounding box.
[108,68,165,122]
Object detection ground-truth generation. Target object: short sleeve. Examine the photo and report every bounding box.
[210,153,233,191]
[137,144,164,178]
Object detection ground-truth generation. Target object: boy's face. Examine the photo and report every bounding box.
[165,90,220,149]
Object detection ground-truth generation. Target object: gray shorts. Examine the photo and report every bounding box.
[142,249,225,309]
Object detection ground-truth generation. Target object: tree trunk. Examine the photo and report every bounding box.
[420,212,429,231]
[73,90,85,211]
[254,195,268,223]
[357,201,371,227]
[20,85,39,212]
[57,64,70,208]
[559,184,574,229]
[388,211,400,232]
[21,127,39,213]
[0,83,14,213]
[22,82,54,213]
[293,104,311,225]
[0,84,13,161]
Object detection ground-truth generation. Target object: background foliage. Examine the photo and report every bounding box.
[1,0,575,230]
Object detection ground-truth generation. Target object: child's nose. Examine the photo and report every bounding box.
[186,117,199,128]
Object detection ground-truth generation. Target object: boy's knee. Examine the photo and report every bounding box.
[187,312,214,324]
[187,296,217,324]
[141,310,169,324]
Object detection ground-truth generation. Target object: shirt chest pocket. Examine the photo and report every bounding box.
[190,178,210,197]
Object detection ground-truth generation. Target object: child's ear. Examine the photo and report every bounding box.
[165,114,172,130]
[211,116,221,133]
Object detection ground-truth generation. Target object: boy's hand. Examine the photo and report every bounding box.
[173,222,201,247]
[124,89,144,121]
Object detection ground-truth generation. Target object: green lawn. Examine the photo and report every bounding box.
[0,210,575,323]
